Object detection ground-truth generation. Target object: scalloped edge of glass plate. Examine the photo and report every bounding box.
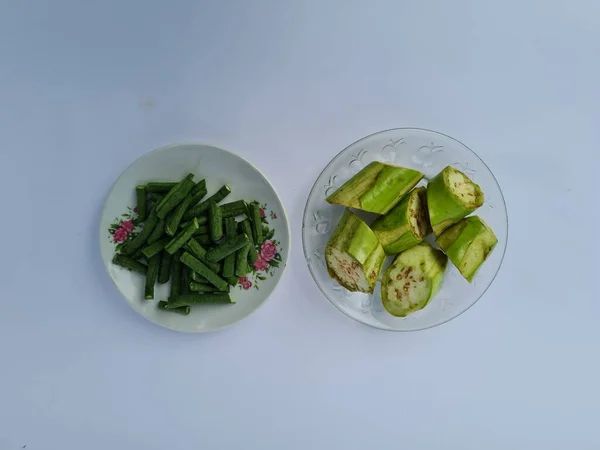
[302,127,509,332]
[99,142,292,333]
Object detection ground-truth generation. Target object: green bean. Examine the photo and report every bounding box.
[158,300,190,315]
[121,208,159,256]
[180,252,229,292]
[146,182,178,193]
[141,237,170,259]
[195,234,211,245]
[181,266,190,294]
[248,202,264,245]
[167,293,233,308]
[158,251,173,284]
[192,225,210,236]
[208,201,223,241]
[235,243,252,276]
[226,276,239,286]
[156,176,196,219]
[183,185,232,221]
[180,216,208,230]
[191,271,208,283]
[136,185,147,221]
[147,218,165,244]
[184,238,221,273]
[112,254,148,275]
[189,281,219,292]
[222,218,237,278]
[149,193,165,204]
[206,234,249,263]
[169,251,183,297]
[144,253,160,299]
[165,180,208,236]
[165,218,199,255]
[221,200,248,219]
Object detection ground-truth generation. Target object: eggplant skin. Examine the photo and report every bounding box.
[326,162,424,214]
[325,209,386,293]
[427,166,484,236]
[437,216,497,282]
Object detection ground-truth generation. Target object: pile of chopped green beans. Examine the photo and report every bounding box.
[111,173,265,315]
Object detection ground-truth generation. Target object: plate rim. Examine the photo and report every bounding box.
[99,141,292,333]
[302,127,509,332]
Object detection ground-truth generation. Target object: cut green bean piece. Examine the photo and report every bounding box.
[167,293,233,308]
[181,266,190,294]
[192,224,210,236]
[158,251,174,284]
[144,253,160,299]
[121,208,159,256]
[156,176,195,219]
[189,281,219,292]
[165,218,199,255]
[183,185,232,221]
[136,185,147,221]
[146,182,178,193]
[165,180,208,236]
[180,252,229,292]
[149,193,165,204]
[208,201,223,241]
[180,215,208,230]
[226,276,238,286]
[112,254,148,275]
[170,251,183,297]
[141,237,170,259]
[235,243,251,276]
[239,219,254,244]
[221,200,248,219]
[147,218,165,244]
[248,203,264,245]
[195,234,211,245]
[222,218,237,278]
[191,271,208,283]
[184,238,221,273]
[206,234,249,263]
[158,300,190,315]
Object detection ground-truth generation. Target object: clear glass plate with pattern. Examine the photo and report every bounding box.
[302,128,508,331]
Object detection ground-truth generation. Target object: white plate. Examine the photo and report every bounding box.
[99,143,290,332]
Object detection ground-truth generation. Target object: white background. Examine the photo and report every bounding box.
[1,1,599,449]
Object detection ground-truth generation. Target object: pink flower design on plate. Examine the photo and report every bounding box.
[253,256,269,271]
[121,220,134,233]
[114,227,128,243]
[260,240,277,262]
[238,276,252,290]
[270,211,277,220]
[259,208,266,219]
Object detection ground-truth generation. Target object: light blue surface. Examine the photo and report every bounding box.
[1,1,599,449]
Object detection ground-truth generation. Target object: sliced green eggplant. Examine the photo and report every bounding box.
[325,209,386,293]
[381,243,447,317]
[371,187,429,255]
[326,161,424,214]
[426,166,484,236]
[437,216,497,282]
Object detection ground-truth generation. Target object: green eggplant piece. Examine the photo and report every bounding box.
[371,187,430,255]
[326,161,424,214]
[437,216,497,282]
[426,166,484,236]
[325,209,386,293]
[381,243,447,317]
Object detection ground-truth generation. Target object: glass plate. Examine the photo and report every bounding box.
[302,128,507,331]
